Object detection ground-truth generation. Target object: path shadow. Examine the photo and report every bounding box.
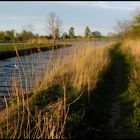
[66,43,130,139]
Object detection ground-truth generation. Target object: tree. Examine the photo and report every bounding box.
[114,19,132,39]
[55,28,60,39]
[62,32,68,39]
[20,24,34,42]
[46,12,62,43]
[4,29,15,42]
[69,27,75,38]
[131,9,140,37]
[20,30,34,42]
[15,32,23,42]
[22,24,33,33]
[0,31,5,42]
[113,8,140,39]
[84,26,91,38]
[91,31,102,38]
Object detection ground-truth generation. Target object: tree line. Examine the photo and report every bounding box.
[0,12,104,43]
[0,27,103,43]
[0,28,103,43]
[0,29,36,43]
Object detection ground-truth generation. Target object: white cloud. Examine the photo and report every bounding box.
[43,1,138,11]
[90,2,134,11]
[2,1,139,11]
[9,16,21,20]
[0,15,44,20]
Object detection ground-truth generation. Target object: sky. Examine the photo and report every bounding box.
[0,1,140,36]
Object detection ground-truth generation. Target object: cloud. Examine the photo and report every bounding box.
[0,15,44,20]
[4,1,139,11]
[9,16,21,20]
[89,2,134,11]
[44,1,138,11]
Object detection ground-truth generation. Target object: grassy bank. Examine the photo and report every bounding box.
[0,43,71,60]
[0,43,113,139]
[0,43,52,52]
[74,43,130,139]
[119,39,140,138]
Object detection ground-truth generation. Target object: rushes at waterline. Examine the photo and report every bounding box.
[0,43,112,139]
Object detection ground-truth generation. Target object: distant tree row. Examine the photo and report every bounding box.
[62,26,102,39]
[0,12,104,43]
[0,27,103,43]
[0,29,38,43]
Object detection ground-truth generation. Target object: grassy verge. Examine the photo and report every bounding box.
[70,43,131,139]
[0,43,113,139]
[70,40,140,139]
[119,39,140,138]
[0,43,52,52]
[0,43,71,60]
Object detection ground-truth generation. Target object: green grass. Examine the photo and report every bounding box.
[119,42,140,138]
[0,42,71,60]
[0,43,60,52]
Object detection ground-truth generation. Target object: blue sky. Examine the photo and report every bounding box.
[0,1,140,36]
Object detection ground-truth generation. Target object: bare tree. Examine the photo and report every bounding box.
[130,7,140,20]
[21,24,34,33]
[46,12,62,44]
[114,19,132,39]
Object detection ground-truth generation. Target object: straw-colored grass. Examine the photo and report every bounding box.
[123,39,140,58]
[28,38,53,44]
[0,43,112,139]
[120,39,140,138]
[43,45,109,92]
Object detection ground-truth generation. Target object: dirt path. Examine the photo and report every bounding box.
[67,44,130,139]
[82,44,129,139]
[109,48,126,138]
[106,45,129,139]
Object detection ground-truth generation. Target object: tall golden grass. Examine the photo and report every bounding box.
[28,38,53,44]
[0,42,112,139]
[43,45,110,92]
[121,39,140,137]
[122,39,140,81]
[123,39,140,57]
